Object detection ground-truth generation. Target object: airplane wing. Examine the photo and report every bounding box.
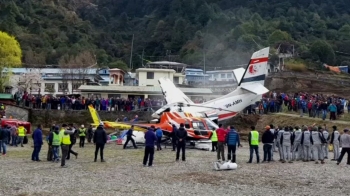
[240,83,269,95]
[102,121,148,132]
[158,77,194,104]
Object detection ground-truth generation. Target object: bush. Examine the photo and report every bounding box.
[285,60,307,72]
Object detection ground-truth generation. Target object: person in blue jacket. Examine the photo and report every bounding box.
[143,126,157,167]
[32,124,43,161]
[155,127,163,151]
[225,126,242,163]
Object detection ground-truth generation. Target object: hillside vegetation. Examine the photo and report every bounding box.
[1,0,350,70]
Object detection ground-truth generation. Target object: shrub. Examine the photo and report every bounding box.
[285,60,307,72]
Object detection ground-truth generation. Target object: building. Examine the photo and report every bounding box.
[206,70,236,82]
[184,68,210,85]
[78,62,212,100]
[4,68,108,96]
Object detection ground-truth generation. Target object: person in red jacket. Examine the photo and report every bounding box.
[216,124,227,161]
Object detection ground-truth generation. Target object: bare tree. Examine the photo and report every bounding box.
[11,68,43,94]
[59,51,97,94]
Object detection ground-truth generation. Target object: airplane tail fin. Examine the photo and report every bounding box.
[88,105,103,125]
[238,47,270,87]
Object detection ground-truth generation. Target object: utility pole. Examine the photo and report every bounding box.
[141,48,145,67]
[129,34,134,70]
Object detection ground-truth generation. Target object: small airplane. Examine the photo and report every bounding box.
[153,47,270,121]
[88,103,219,141]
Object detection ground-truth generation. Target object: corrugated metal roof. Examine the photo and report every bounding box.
[0,93,13,99]
[78,85,212,94]
[3,68,98,75]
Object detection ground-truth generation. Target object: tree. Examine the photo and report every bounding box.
[310,40,335,65]
[268,30,291,45]
[0,31,22,93]
[108,60,128,71]
[10,69,43,94]
[59,51,97,94]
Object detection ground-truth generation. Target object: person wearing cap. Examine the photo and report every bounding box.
[337,128,350,165]
[330,125,341,161]
[143,126,157,167]
[93,123,107,162]
[155,127,163,151]
[321,125,330,159]
[176,123,187,161]
[277,126,285,161]
[310,126,325,164]
[247,126,260,163]
[123,125,138,149]
[301,125,312,162]
[262,125,274,163]
[48,126,60,162]
[280,126,293,163]
[292,126,303,161]
[78,124,86,148]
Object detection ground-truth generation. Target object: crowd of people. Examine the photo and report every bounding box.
[253,92,348,121]
[12,91,206,112]
[209,123,350,165]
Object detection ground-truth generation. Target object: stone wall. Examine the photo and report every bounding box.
[30,109,153,127]
[4,104,29,121]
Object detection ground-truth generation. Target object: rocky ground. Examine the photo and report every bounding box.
[0,141,348,196]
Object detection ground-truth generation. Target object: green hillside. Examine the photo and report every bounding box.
[1,0,350,70]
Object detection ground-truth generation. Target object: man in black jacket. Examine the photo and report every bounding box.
[93,124,107,162]
[123,125,137,149]
[176,123,187,161]
[170,124,177,151]
[262,125,274,163]
[66,124,78,160]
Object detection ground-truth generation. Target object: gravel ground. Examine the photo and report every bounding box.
[0,141,348,196]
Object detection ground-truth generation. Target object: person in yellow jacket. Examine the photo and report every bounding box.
[17,125,27,147]
[247,126,260,163]
[210,128,218,152]
[78,125,86,148]
[60,124,76,168]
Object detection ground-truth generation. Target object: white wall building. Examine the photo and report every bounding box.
[136,68,185,86]
[4,68,107,96]
[206,70,236,82]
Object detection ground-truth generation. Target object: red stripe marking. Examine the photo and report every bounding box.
[251,57,268,64]
[218,112,237,120]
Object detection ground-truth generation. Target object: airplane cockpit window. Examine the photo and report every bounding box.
[192,121,205,130]
[205,119,219,130]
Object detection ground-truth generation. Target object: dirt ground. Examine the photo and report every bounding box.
[0,140,348,196]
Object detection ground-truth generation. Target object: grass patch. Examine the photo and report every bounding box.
[285,59,307,72]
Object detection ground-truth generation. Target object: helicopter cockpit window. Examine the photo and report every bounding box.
[205,119,219,130]
[185,121,190,129]
[192,121,205,130]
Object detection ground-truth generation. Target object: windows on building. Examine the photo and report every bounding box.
[173,77,179,84]
[221,73,226,78]
[58,83,68,92]
[72,83,82,91]
[147,72,154,79]
[45,83,55,93]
